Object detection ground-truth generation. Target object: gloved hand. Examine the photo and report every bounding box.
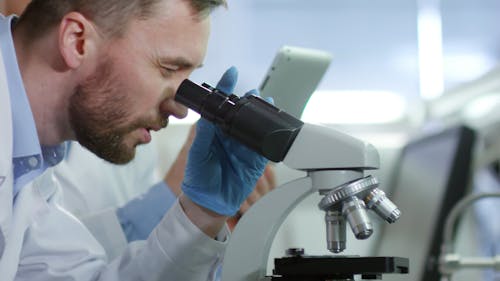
[181,67,269,216]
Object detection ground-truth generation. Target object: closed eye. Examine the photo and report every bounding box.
[157,56,203,78]
[161,66,174,73]
[159,65,179,77]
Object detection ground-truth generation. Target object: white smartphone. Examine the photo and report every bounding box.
[259,45,332,119]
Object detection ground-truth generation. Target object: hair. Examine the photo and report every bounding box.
[16,0,226,41]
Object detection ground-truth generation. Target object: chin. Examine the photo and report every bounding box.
[103,148,136,165]
[81,139,137,165]
[114,142,139,164]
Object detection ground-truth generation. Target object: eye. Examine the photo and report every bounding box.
[160,66,178,77]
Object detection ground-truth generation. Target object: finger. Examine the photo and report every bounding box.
[243,90,274,106]
[254,176,271,195]
[187,122,197,140]
[243,88,259,97]
[245,188,261,206]
[264,96,274,105]
[216,66,238,94]
[264,165,277,189]
[239,201,251,214]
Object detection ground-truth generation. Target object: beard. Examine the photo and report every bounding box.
[69,58,167,164]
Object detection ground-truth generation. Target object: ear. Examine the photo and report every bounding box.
[58,12,100,69]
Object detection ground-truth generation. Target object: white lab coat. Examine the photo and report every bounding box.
[0,27,226,281]
[48,141,163,260]
[56,142,161,217]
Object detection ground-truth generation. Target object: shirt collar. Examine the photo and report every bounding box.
[0,15,41,159]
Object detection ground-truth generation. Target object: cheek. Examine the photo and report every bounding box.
[126,80,165,115]
[110,53,157,99]
[110,51,173,116]
[113,69,161,116]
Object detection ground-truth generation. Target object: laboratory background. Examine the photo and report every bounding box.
[152,1,500,281]
[2,0,498,280]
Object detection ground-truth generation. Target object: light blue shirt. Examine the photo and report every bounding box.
[0,15,65,197]
[117,181,177,241]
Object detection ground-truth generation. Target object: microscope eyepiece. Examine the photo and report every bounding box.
[175,79,304,162]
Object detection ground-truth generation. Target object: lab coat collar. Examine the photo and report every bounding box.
[0,15,41,160]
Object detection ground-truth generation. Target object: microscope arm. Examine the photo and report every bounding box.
[220,176,314,281]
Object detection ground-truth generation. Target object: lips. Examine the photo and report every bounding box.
[140,128,152,144]
[135,116,169,144]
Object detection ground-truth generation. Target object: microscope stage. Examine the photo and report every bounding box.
[271,255,409,280]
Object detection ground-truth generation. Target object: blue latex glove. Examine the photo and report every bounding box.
[181,67,269,216]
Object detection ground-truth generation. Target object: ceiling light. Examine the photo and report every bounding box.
[302,90,407,124]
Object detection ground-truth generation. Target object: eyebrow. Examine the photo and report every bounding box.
[160,56,204,69]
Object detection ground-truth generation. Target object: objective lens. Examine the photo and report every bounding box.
[325,210,346,253]
[342,197,373,240]
[364,188,401,223]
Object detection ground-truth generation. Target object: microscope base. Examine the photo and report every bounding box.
[269,256,409,281]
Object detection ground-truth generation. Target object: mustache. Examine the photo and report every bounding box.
[131,115,169,131]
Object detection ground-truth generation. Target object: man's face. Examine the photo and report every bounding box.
[70,0,210,164]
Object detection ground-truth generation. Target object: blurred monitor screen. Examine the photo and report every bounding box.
[375,125,476,281]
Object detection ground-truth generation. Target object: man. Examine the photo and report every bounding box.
[1,0,275,259]
[0,0,268,280]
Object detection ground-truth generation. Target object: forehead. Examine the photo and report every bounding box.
[111,0,211,67]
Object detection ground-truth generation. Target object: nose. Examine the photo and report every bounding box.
[160,97,188,119]
[160,72,197,119]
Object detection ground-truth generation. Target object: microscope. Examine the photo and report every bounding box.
[176,80,409,281]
